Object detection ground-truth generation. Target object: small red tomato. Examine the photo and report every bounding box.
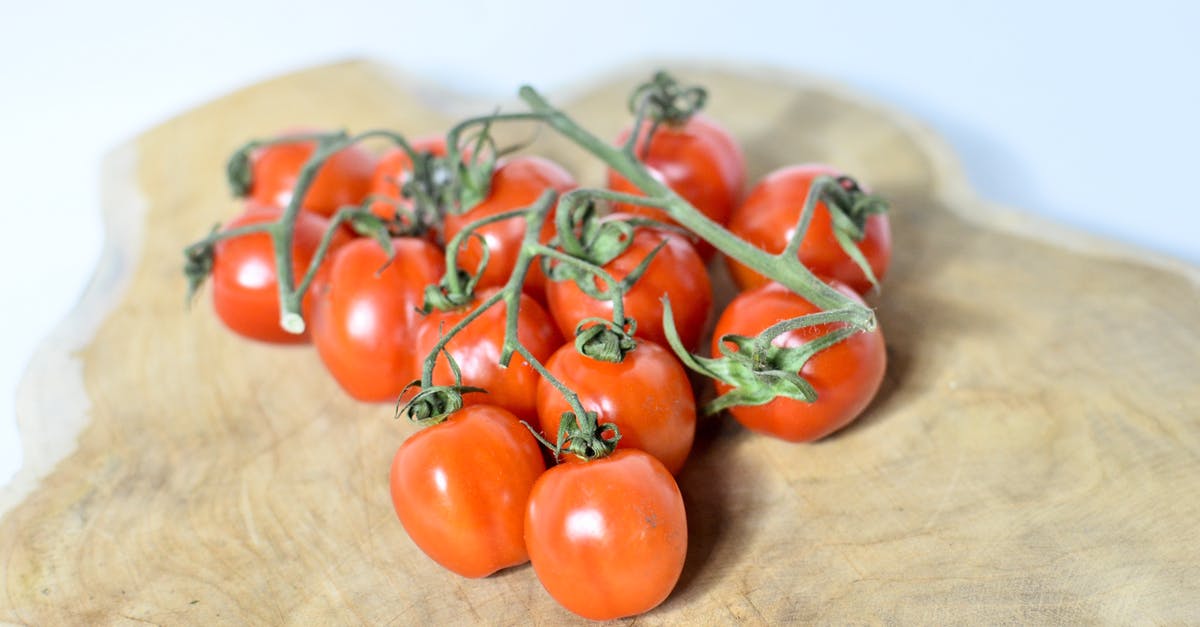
[537,341,695,475]
[545,217,712,350]
[713,281,886,442]
[211,205,349,343]
[607,114,745,255]
[442,156,576,299]
[248,131,377,217]
[726,164,891,295]
[311,237,445,401]
[390,404,545,578]
[525,449,687,621]
[413,288,562,424]
[368,135,448,223]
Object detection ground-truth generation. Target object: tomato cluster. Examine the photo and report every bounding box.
[184,73,892,621]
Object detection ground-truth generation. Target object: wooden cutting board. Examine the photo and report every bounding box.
[2,60,1198,625]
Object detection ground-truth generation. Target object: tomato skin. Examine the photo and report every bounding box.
[390,405,545,578]
[311,237,445,401]
[368,136,448,223]
[726,164,892,295]
[249,133,377,217]
[713,281,886,442]
[545,218,712,350]
[525,449,687,621]
[211,206,349,344]
[607,114,745,255]
[413,288,562,424]
[442,156,576,299]
[537,341,695,475]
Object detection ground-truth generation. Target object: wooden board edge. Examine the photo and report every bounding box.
[0,143,146,518]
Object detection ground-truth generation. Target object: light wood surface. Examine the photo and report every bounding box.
[2,60,1198,625]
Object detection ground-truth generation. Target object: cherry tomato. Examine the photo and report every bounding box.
[525,449,687,621]
[311,237,445,402]
[368,135,447,224]
[442,156,576,299]
[390,404,545,578]
[211,205,349,344]
[607,114,745,255]
[726,164,892,295]
[545,217,712,350]
[248,131,377,218]
[713,281,886,442]
[413,288,562,424]
[537,341,695,475]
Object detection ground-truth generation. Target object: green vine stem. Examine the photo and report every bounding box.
[517,84,876,333]
[189,129,432,335]
[410,189,621,461]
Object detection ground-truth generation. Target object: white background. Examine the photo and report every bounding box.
[1,0,1198,486]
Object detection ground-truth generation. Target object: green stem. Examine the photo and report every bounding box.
[498,190,557,367]
[419,290,506,387]
[518,85,874,331]
[531,244,628,327]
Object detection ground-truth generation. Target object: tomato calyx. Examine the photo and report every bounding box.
[396,382,487,427]
[820,175,890,289]
[572,317,637,364]
[627,71,707,129]
[529,406,621,463]
[661,296,871,415]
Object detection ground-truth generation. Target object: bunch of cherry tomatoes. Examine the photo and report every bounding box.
[184,72,891,621]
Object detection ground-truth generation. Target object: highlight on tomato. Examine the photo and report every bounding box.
[726,164,891,295]
[524,448,687,621]
[210,204,350,344]
[311,237,445,402]
[390,404,545,578]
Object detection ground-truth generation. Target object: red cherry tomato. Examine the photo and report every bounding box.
[211,205,349,343]
[713,281,886,442]
[726,164,892,295]
[442,156,576,299]
[311,237,445,401]
[413,288,562,424]
[248,131,376,217]
[390,404,545,578]
[545,217,712,350]
[368,135,448,223]
[525,449,687,621]
[537,341,695,475]
[607,114,745,255]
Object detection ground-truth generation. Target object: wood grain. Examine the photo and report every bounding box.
[2,60,1198,625]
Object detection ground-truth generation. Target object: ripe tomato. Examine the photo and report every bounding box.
[311,237,445,402]
[211,205,349,343]
[607,114,745,255]
[726,164,891,295]
[713,281,886,442]
[413,288,562,424]
[441,156,576,299]
[390,404,545,578]
[545,217,711,350]
[368,135,448,224]
[525,449,687,621]
[248,131,376,217]
[537,341,695,475]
